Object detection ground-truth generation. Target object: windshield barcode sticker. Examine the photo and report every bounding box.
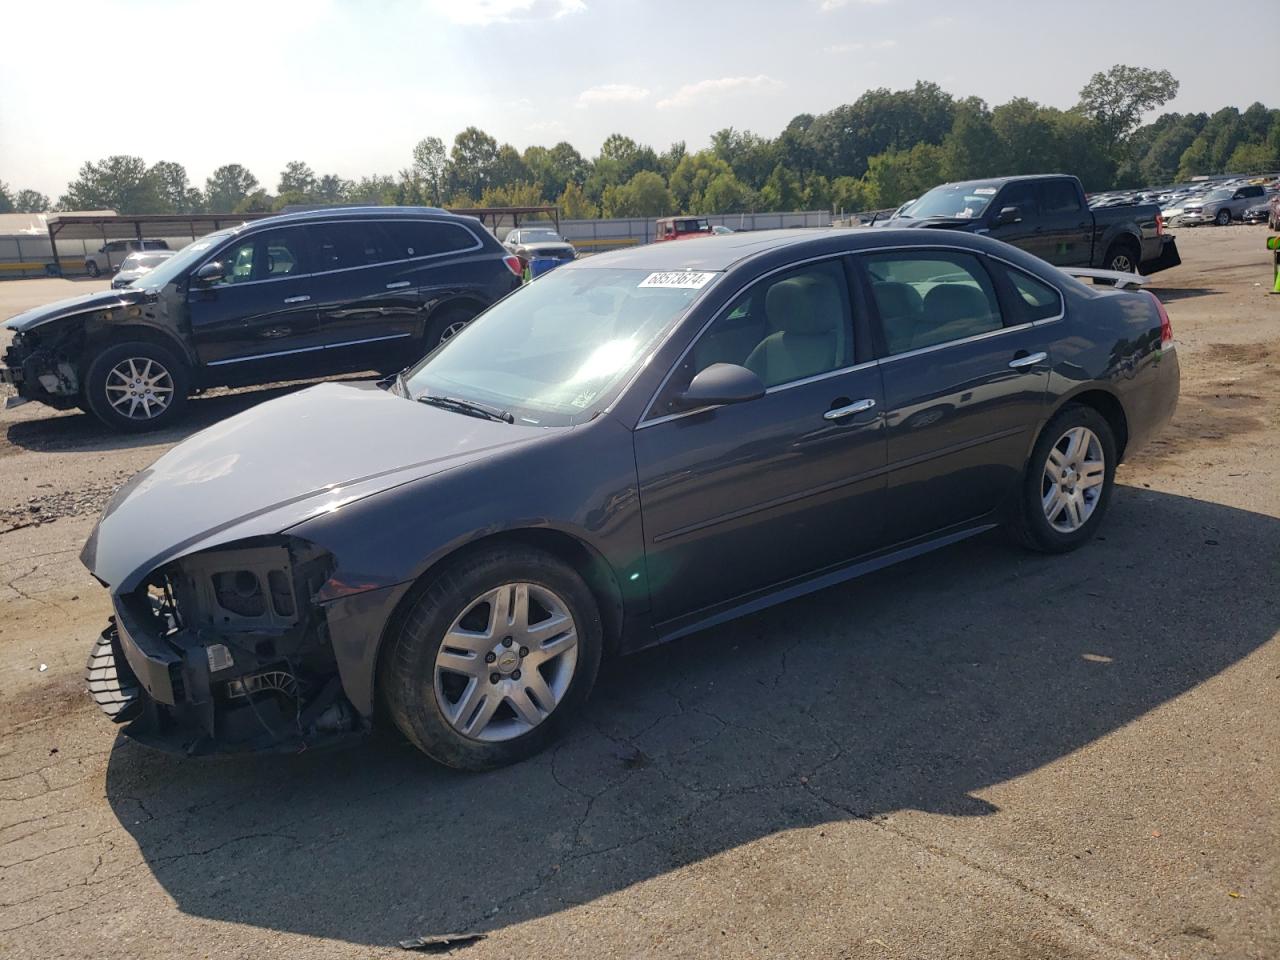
[639,271,716,289]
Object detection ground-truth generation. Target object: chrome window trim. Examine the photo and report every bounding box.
[206,332,411,366]
[635,252,860,429]
[195,218,483,288]
[877,320,1035,364]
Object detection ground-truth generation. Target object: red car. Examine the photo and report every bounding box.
[654,216,713,241]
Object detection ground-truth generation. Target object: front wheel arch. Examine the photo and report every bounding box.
[370,527,625,722]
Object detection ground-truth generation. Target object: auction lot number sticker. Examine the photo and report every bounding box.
[639,271,717,289]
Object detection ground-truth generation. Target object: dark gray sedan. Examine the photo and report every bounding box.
[80,229,1179,769]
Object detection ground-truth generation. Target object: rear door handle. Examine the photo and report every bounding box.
[1009,351,1048,369]
[386,281,411,289]
[824,398,876,420]
[283,295,311,304]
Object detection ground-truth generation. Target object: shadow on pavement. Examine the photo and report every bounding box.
[4,377,377,454]
[1148,286,1215,302]
[104,487,1278,947]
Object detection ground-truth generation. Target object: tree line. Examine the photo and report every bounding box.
[2,66,1277,221]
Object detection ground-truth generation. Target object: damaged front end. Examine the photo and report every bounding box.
[1,326,83,410]
[87,536,366,755]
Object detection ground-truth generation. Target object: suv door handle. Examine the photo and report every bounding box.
[282,295,311,304]
[1009,351,1048,369]
[824,398,876,420]
[386,281,411,289]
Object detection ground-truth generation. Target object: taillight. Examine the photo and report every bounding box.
[1155,212,1164,236]
[502,255,523,278]
[1147,290,1173,349]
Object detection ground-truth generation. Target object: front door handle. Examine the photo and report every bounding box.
[283,295,311,304]
[386,281,411,289]
[1009,351,1048,369]
[824,398,877,420]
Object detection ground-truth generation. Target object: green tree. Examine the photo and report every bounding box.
[313,174,351,204]
[697,172,755,214]
[14,188,50,213]
[411,136,447,205]
[557,181,596,219]
[658,141,687,179]
[991,98,1060,175]
[147,161,198,212]
[1077,65,1179,149]
[830,176,870,214]
[205,164,259,213]
[59,155,164,213]
[0,181,13,213]
[447,127,500,199]
[711,128,778,190]
[491,144,531,190]
[860,142,945,208]
[479,180,548,209]
[347,174,398,205]
[941,97,1003,181]
[759,162,803,211]
[601,171,674,217]
[278,161,317,196]
[1227,141,1280,173]
[668,151,733,212]
[235,189,275,213]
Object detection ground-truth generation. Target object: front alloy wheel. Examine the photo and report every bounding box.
[104,356,175,422]
[433,582,579,741]
[84,340,189,432]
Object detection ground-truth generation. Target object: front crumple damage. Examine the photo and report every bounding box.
[2,325,83,408]
[93,535,378,756]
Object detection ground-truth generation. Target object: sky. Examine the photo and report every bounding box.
[1,0,1275,200]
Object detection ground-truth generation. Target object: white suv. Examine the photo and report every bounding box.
[84,239,170,277]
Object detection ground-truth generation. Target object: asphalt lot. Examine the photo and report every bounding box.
[1,226,1277,959]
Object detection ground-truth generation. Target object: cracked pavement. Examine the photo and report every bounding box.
[1,229,1277,959]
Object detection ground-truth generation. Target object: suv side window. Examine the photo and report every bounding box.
[1038,179,1082,214]
[650,258,854,417]
[213,229,308,284]
[381,220,478,260]
[865,251,1002,355]
[308,222,391,272]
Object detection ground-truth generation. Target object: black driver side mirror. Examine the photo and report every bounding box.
[192,261,226,285]
[995,205,1022,226]
[676,363,765,410]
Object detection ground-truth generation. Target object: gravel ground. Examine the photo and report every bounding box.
[0,226,1277,959]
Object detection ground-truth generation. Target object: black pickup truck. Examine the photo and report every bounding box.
[877,174,1180,275]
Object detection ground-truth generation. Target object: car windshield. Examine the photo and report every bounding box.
[131,231,233,289]
[518,230,562,243]
[901,182,999,219]
[123,253,170,270]
[403,266,716,426]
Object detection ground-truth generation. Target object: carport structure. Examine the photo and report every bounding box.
[44,212,275,275]
[449,205,560,235]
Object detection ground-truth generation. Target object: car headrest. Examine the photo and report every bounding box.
[766,274,843,337]
[872,281,923,320]
[922,283,992,323]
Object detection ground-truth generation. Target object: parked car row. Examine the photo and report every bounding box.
[1089,175,1279,228]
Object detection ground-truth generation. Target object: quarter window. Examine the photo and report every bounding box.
[865,251,1002,355]
[381,220,478,259]
[1000,264,1063,323]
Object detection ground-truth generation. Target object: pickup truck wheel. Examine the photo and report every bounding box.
[84,341,189,432]
[1103,241,1139,274]
[1215,209,1231,226]
[85,262,100,278]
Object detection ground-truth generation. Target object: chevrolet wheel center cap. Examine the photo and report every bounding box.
[497,651,519,673]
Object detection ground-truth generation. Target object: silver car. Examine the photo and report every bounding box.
[85,238,169,277]
[110,250,176,289]
[1173,184,1268,226]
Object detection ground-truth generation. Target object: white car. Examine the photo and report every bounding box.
[84,239,169,278]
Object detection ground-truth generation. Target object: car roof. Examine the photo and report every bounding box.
[572,227,997,272]
[246,205,460,227]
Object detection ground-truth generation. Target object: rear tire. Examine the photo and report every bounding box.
[381,545,603,770]
[85,262,100,278]
[1103,241,1139,274]
[84,340,189,432]
[1215,208,1231,226]
[1007,404,1117,554]
[423,306,476,352]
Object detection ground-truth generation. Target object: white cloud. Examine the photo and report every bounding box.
[424,0,585,27]
[823,38,897,53]
[820,0,893,11]
[656,75,781,110]
[576,83,651,108]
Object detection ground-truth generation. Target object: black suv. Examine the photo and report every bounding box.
[1,207,523,431]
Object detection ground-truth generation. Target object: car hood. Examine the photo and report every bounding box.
[81,380,553,591]
[4,287,148,332]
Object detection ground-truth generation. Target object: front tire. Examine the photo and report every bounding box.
[1215,208,1231,226]
[1008,404,1117,553]
[84,341,189,432]
[85,261,100,278]
[381,545,603,770]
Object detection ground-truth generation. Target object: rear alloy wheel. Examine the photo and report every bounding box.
[1215,208,1231,226]
[85,261,100,278]
[84,341,189,432]
[1104,243,1138,273]
[382,545,602,770]
[424,306,476,352]
[1008,404,1117,553]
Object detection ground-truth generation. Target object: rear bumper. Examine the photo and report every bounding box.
[1141,236,1181,275]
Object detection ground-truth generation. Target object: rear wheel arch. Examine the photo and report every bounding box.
[1046,388,1129,463]
[371,527,625,718]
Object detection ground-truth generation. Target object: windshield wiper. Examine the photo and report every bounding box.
[416,394,514,424]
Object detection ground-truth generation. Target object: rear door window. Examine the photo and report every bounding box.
[1038,180,1082,214]
[865,251,1003,355]
[307,221,394,272]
